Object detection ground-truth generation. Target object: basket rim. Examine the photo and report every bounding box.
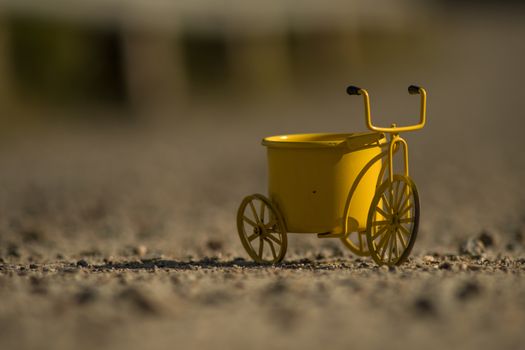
[262,132,385,150]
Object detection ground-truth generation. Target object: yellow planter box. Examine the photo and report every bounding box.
[263,132,384,234]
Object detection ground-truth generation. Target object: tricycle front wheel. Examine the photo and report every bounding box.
[237,194,288,263]
[366,175,420,266]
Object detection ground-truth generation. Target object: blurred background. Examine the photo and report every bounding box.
[0,0,524,260]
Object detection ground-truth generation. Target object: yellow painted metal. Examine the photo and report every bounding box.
[262,132,385,234]
[358,87,427,133]
[365,174,420,266]
[236,84,428,266]
[237,193,288,263]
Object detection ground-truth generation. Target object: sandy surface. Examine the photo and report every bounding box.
[1,9,525,350]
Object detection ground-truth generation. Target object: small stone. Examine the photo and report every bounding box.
[423,255,435,263]
[438,262,452,270]
[76,260,89,268]
[133,245,148,257]
[29,264,38,269]
[478,231,494,247]
[467,264,481,271]
[459,238,485,257]
[62,267,79,274]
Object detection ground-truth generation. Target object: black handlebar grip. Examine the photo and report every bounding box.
[346,86,361,95]
[408,85,420,94]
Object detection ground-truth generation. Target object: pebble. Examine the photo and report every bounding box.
[76,260,89,268]
[459,238,485,257]
[423,255,435,263]
[438,262,452,270]
[133,245,148,257]
[478,231,494,247]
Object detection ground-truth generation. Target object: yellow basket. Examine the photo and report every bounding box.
[262,132,385,234]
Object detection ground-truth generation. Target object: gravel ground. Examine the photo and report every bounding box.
[1,251,525,350]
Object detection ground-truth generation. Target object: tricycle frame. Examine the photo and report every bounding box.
[237,85,427,266]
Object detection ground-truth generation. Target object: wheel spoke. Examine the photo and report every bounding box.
[399,217,415,224]
[258,237,264,258]
[396,229,407,249]
[388,232,396,262]
[371,225,388,240]
[265,218,277,231]
[266,233,282,246]
[393,231,399,260]
[377,229,391,250]
[379,231,392,261]
[397,191,411,215]
[358,232,364,250]
[249,201,261,224]
[394,182,407,211]
[375,206,391,220]
[398,224,411,237]
[381,193,392,212]
[264,237,277,259]
[397,203,413,218]
[243,216,257,227]
[247,232,258,241]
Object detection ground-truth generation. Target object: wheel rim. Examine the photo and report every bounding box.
[237,194,287,263]
[341,231,370,256]
[366,175,419,266]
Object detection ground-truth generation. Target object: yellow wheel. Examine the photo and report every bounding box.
[341,231,370,256]
[366,175,419,266]
[237,194,287,263]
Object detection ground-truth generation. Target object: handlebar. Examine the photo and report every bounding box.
[346,85,427,133]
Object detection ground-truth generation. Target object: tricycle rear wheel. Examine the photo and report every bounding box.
[237,194,288,263]
[365,175,419,266]
[341,231,370,256]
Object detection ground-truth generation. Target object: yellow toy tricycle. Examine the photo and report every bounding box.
[236,85,427,266]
